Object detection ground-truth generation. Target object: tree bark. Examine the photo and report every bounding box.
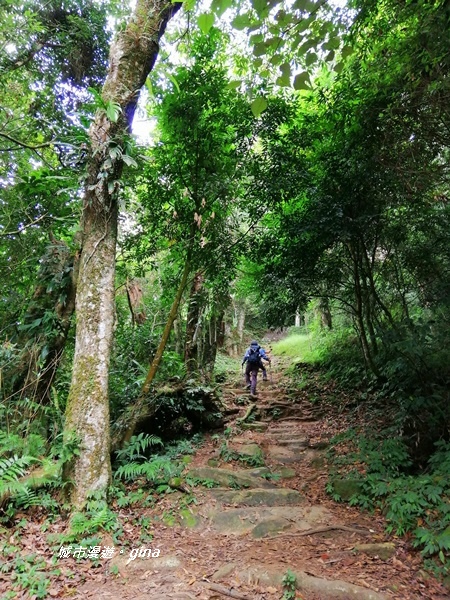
[62,0,182,509]
[202,308,225,379]
[318,297,332,330]
[9,239,79,412]
[184,272,204,376]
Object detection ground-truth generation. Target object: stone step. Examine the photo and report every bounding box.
[269,432,309,441]
[240,422,268,432]
[270,438,309,447]
[186,467,275,489]
[205,504,331,536]
[210,487,304,507]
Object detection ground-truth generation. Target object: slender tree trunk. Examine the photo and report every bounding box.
[173,313,184,356]
[318,297,332,330]
[184,272,204,376]
[62,0,181,509]
[349,243,381,377]
[202,309,225,378]
[111,259,191,450]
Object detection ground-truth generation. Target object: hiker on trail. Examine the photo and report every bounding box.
[242,340,271,396]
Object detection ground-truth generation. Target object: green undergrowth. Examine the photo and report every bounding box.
[0,431,205,597]
[214,352,241,382]
[327,429,450,578]
[276,329,450,580]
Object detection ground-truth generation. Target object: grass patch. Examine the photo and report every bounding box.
[272,334,320,362]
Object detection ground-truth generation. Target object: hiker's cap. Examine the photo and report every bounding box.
[251,340,258,345]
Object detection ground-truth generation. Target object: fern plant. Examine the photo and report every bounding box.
[114,455,180,485]
[114,433,163,464]
[0,431,79,515]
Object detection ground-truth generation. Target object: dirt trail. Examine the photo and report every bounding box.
[72,357,447,600]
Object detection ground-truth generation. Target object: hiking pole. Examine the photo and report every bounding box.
[269,361,273,384]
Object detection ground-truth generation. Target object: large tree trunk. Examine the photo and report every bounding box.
[63,0,181,509]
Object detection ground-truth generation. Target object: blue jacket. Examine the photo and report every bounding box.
[242,343,270,365]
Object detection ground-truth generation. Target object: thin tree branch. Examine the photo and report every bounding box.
[0,132,54,151]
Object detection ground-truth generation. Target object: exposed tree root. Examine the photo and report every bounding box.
[236,403,256,424]
[269,525,370,539]
[204,582,250,600]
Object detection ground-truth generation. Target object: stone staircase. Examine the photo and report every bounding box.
[75,360,448,600]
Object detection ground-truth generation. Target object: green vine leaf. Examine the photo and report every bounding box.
[197,12,215,34]
[250,96,267,118]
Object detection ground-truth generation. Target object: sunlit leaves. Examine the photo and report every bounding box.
[231,13,254,30]
[210,0,233,17]
[250,96,267,117]
[183,0,196,10]
[276,62,291,87]
[198,12,215,34]
[251,0,270,19]
[293,71,310,89]
[106,101,122,122]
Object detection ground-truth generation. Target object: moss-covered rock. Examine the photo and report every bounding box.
[251,518,291,538]
[331,478,363,501]
[354,543,396,561]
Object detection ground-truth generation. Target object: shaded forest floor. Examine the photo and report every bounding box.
[1,354,449,599]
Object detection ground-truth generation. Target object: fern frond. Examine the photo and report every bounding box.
[115,433,163,464]
[115,461,146,481]
[0,454,36,481]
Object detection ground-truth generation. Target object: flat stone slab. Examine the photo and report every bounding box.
[275,438,309,447]
[187,467,275,489]
[247,467,271,477]
[267,445,303,464]
[277,467,296,479]
[210,487,303,507]
[230,442,263,457]
[272,432,309,440]
[111,553,182,572]
[206,505,331,536]
[251,518,292,538]
[240,422,269,432]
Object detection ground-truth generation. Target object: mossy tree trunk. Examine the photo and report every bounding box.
[9,238,79,410]
[63,0,181,509]
[184,272,205,376]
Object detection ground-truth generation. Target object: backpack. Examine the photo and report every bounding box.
[247,345,261,365]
